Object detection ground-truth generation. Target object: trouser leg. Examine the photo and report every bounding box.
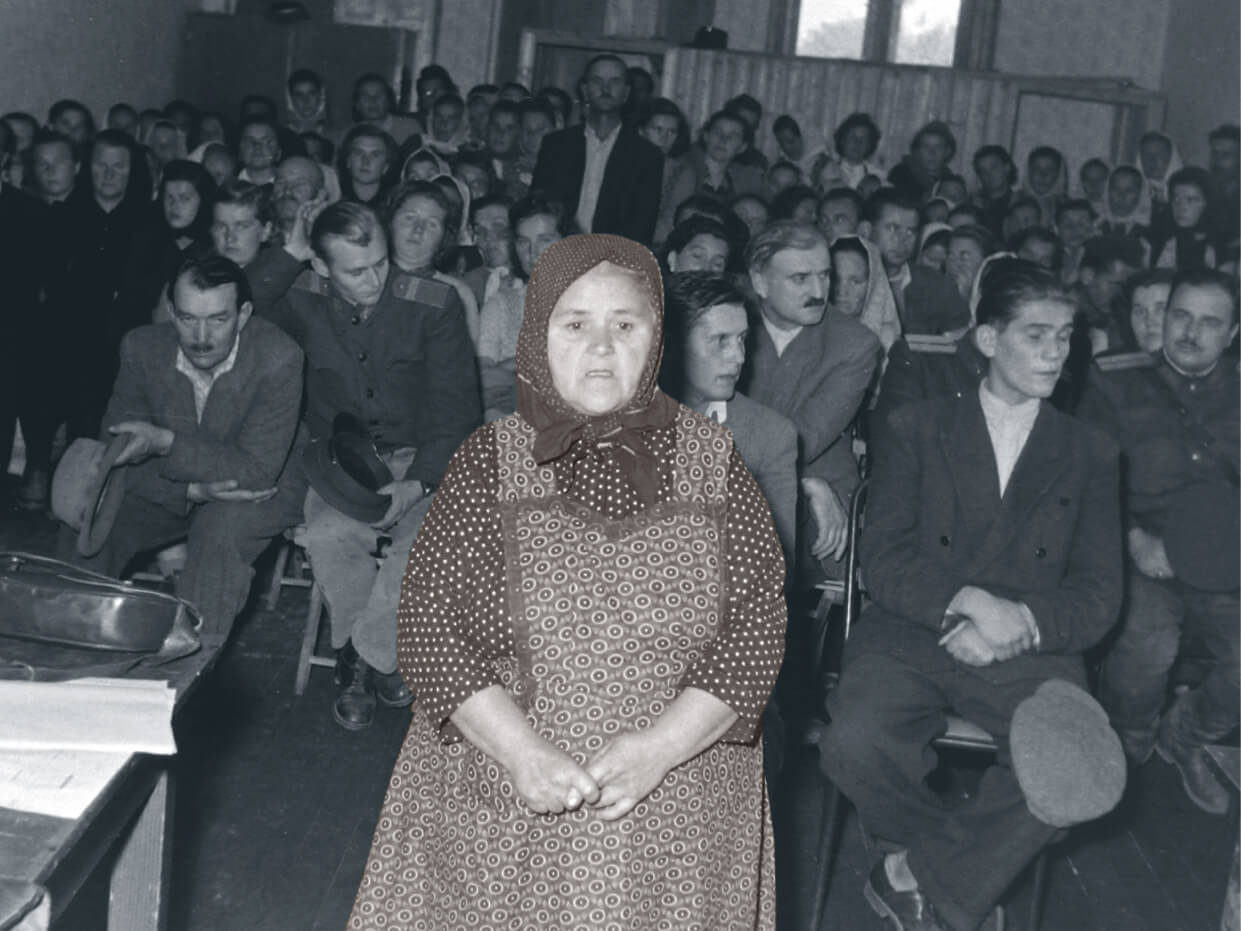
[1165,587,1241,746]
[178,482,306,638]
[349,492,433,674]
[300,487,382,652]
[1099,569,1185,738]
[58,494,192,578]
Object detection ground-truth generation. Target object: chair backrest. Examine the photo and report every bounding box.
[841,477,870,643]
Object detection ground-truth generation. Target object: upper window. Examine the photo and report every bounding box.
[796,0,963,67]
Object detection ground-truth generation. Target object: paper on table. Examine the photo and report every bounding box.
[0,677,176,755]
[0,749,132,819]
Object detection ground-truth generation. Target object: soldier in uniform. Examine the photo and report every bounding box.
[267,201,481,730]
[1078,267,1240,814]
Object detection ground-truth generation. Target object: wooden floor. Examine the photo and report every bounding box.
[0,511,1236,931]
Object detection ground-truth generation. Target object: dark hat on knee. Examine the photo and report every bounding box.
[1010,679,1127,828]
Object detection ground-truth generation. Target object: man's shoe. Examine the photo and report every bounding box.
[333,645,376,731]
[374,670,414,708]
[863,860,948,931]
[1156,736,1230,815]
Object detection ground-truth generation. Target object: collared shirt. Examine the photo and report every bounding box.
[175,336,241,422]
[978,381,1040,497]
[702,400,728,423]
[761,314,803,357]
[575,122,621,233]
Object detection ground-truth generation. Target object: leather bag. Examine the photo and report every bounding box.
[0,553,201,681]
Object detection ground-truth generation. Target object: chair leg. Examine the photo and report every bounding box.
[1027,846,1049,931]
[295,582,324,696]
[809,778,847,931]
[264,540,292,612]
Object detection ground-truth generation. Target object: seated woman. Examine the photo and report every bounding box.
[475,192,574,420]
[823,258,1125,931]
[1146,166,1218,270]
[385,179,479,345]
[830,234,901,353]
[1097,164,1152,239]
[661,215,732,276]
[946,223,1001,302]
[1021,145,1069,228]
[349,233,786,930]
[636,97,693,245]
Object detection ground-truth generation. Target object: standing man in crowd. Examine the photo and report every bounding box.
[532,53,663,245]
[1080,269,1240,814]
[267,202,480,731]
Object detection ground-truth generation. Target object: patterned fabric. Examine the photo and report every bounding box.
[348,411,783,929]
[516,234,680,508]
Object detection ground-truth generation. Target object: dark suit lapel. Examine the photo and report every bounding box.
[940,392,1002,547]
[971,402,1068,569]
[594,128,629,226]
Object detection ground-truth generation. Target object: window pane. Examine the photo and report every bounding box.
[796,0,869,60]
[890,0,961,66]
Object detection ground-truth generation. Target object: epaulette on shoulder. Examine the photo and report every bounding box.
[905,333,957,354]
[390,270,454,306]
[1095,351,1154,372]
[292,268,329,295]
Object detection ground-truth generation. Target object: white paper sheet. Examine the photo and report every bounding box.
[0,677,176,755]
[0,749,132,819]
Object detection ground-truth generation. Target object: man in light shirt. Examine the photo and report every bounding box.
[531,53,663,245]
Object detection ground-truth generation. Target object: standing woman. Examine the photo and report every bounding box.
[350,234,785,930]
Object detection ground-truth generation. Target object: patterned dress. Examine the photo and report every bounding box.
[349,409,785,930]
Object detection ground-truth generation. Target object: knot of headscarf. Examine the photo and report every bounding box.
[515,234,677,508]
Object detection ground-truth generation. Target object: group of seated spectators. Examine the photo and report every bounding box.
[0,49,1237,929]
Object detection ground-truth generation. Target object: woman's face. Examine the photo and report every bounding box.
[547,262,655,416]
[455,163,490,200]
[404,156,439,182]
[813,158,847,193]
[639,114,679,155]
[946,235,985,298]
[91,143,131,203]
[1130,282,1170,353]
[163,180,201,231]
[914,132,951,174]
[790,196,817,225]
[1139,138,1172,180]
[669,233,729,274]
[1027,155,1060,195]
[211,202,270,267]
[976,154,1010,195]
[390,194,447,270]
[347,136,390,186]
[980,298,1074,404]
[840,125,873,164]
[1081,164,1108,201]
[1171,183,1207,228]
[704,117,746,164]
[832,249,869,317]
[918,241,947,272]
[515,212,561,277]
[198,115,226,146]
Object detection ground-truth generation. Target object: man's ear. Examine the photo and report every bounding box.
[975,322,998,359]
[310,254,330,279]
[857,219,873,241]
[237,300,254,329]
[749,267,768,301]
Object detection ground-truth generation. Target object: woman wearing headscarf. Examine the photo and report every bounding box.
[830,234,901,354]
[1021,146,1069,229]
[349,234,785,931]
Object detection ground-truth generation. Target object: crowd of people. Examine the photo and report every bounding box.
[1,49,1238,931]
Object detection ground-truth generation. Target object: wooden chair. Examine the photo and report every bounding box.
[808,478,1050,931]
[264,532,333,695]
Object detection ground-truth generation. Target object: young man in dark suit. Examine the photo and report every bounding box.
[822,260,1125,931]
[62,256,307,637]
[531,53,663,246]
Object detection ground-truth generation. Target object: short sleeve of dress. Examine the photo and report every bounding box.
[397,424,513,731]
[680,446,787,743]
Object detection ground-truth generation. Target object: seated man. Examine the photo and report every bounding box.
[1079,269,1240,814]
[267,202,480,730]
[860,188,970,335]
[738,220,880,587]
[823,260,1124,931]
[60,256,306,637]
[660,271,798,573]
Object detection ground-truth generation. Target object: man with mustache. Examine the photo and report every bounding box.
[531,53,663,245]
[1079,268,1240,814]
[59,255,306,638]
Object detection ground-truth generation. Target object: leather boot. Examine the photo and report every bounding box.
[333,642,375,731]
[374,669,414,708]
[1156,693,1230,815]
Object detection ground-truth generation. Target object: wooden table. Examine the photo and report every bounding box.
[0,636,224,930]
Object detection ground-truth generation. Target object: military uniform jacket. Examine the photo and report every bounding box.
[1077,351,1240,534]
[266,268,481,486]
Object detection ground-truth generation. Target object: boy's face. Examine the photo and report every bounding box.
[1108,173,1142,217]
[1139,138,1172,180]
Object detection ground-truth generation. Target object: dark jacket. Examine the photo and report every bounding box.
[266,268,480,485]
[724,391,799,575]
[851,390,1123,685]
[900,264,971,335]
[531,124,663,245]
[103,317,305,514]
